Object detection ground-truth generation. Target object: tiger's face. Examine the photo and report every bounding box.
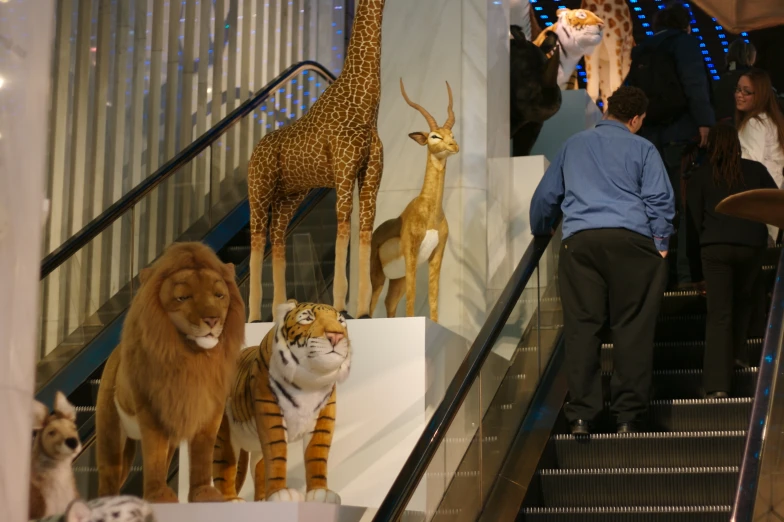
[276,301,351,378]
[556,8,604,48]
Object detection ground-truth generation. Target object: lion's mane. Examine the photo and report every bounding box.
[120,241,245,440]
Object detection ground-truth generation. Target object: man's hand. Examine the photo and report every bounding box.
[698,127,710,147]
[659,250,669,258]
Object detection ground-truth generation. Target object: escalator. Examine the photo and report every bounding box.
[371,229,784,522]
[517,249,778,522]
[34,60,339,500]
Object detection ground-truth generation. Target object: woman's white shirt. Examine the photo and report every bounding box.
[739,113,784,188]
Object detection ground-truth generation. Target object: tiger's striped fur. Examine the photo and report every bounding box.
[212,300,351,503]
[533,8,605,89]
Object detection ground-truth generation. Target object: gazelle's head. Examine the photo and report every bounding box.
[400,79,460,159]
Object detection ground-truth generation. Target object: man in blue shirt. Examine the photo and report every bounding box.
[530,86,674,435]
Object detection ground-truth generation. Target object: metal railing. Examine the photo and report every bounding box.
[41,60,336,279]
[372,225,561,521]
[732,247,784,521]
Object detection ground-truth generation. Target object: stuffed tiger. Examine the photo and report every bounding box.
[533,8,605,90]
[212,300,351,503]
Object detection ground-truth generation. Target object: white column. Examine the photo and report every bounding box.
[0,2,55,521]
[367,0,510,340]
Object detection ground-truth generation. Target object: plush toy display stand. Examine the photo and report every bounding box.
[177,318,510,517]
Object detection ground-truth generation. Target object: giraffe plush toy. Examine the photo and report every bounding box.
[246,0,386,322]
[582,0,635,109]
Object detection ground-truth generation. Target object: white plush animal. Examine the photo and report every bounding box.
[31,496,156,522]
[533,8,605,89]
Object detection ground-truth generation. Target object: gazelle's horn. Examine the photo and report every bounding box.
[400,78,438,131]
[444,81,455,130]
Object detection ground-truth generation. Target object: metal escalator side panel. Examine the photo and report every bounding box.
[476,338,568,522]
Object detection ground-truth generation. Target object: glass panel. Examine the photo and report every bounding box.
[396,227,565,520]
[37,213,133,381]
[235,189,338,321]
[291,232,329,304]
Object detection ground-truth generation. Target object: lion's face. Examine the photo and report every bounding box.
[277,301,351,377]
[160,267,231,350]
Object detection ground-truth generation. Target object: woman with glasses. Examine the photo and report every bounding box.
[686,123,777,399]
[712,39,756,122]
[735,68,784,239]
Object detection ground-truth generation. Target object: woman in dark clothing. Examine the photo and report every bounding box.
[686,123,777,398]
[712,40,756,122]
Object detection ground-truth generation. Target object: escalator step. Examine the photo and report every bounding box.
[655,314,706,342]
[601,338,762,371]
[538,466,738,507]
[659,291,706,316]
[520,505,731,522]
[602,368,758,400]
[551,431,745,469]
[647,398,752,431]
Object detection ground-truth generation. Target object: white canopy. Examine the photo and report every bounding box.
[690,0,784,33]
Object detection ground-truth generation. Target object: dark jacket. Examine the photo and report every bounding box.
[686,158,777,248]
[635,29,716,148]
[712,66,751,123]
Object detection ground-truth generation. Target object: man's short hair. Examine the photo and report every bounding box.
[653,2,691,32]
[607,87,649,122]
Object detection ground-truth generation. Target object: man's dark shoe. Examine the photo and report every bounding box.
[617,422,638,434]
[570,420,590,435]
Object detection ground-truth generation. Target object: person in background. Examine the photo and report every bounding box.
[530,86,674,436]
[686,123,776,398]
[735,68,784,239]
[713,40,756,122]
[748,26,784,94]
[627,1,715,290]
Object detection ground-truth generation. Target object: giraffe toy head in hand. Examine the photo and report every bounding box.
[369,80,458,322]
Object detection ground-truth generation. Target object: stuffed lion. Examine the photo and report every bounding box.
[95,242,245,503]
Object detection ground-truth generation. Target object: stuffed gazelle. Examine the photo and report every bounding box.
[369,79,459,322]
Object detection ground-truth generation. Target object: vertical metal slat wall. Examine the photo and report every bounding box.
[41,0,348,356]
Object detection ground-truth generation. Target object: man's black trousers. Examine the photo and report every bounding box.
[559,228,669,424]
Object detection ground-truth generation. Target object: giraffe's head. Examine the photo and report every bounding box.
[400,79,460,159]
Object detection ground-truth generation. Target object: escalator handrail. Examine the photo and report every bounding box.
[731,247,784,521]
[40,60,337,280]
[371,225,560,522]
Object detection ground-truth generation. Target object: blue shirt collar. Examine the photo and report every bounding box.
[595,119,631,132]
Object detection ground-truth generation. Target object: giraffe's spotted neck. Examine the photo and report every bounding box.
[335,0,386,113]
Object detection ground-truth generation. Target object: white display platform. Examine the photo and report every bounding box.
[153,501,375,522]
[177,317,471,515]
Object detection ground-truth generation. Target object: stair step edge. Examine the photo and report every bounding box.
[522,506,732,514]
[539,466,740,476]
[552,430,746,441]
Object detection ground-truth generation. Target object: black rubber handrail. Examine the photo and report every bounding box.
[41,60,337,280]
[371,225,560,521]
[731,247,784,521]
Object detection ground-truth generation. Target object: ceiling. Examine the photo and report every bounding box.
[529,0,750,86]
